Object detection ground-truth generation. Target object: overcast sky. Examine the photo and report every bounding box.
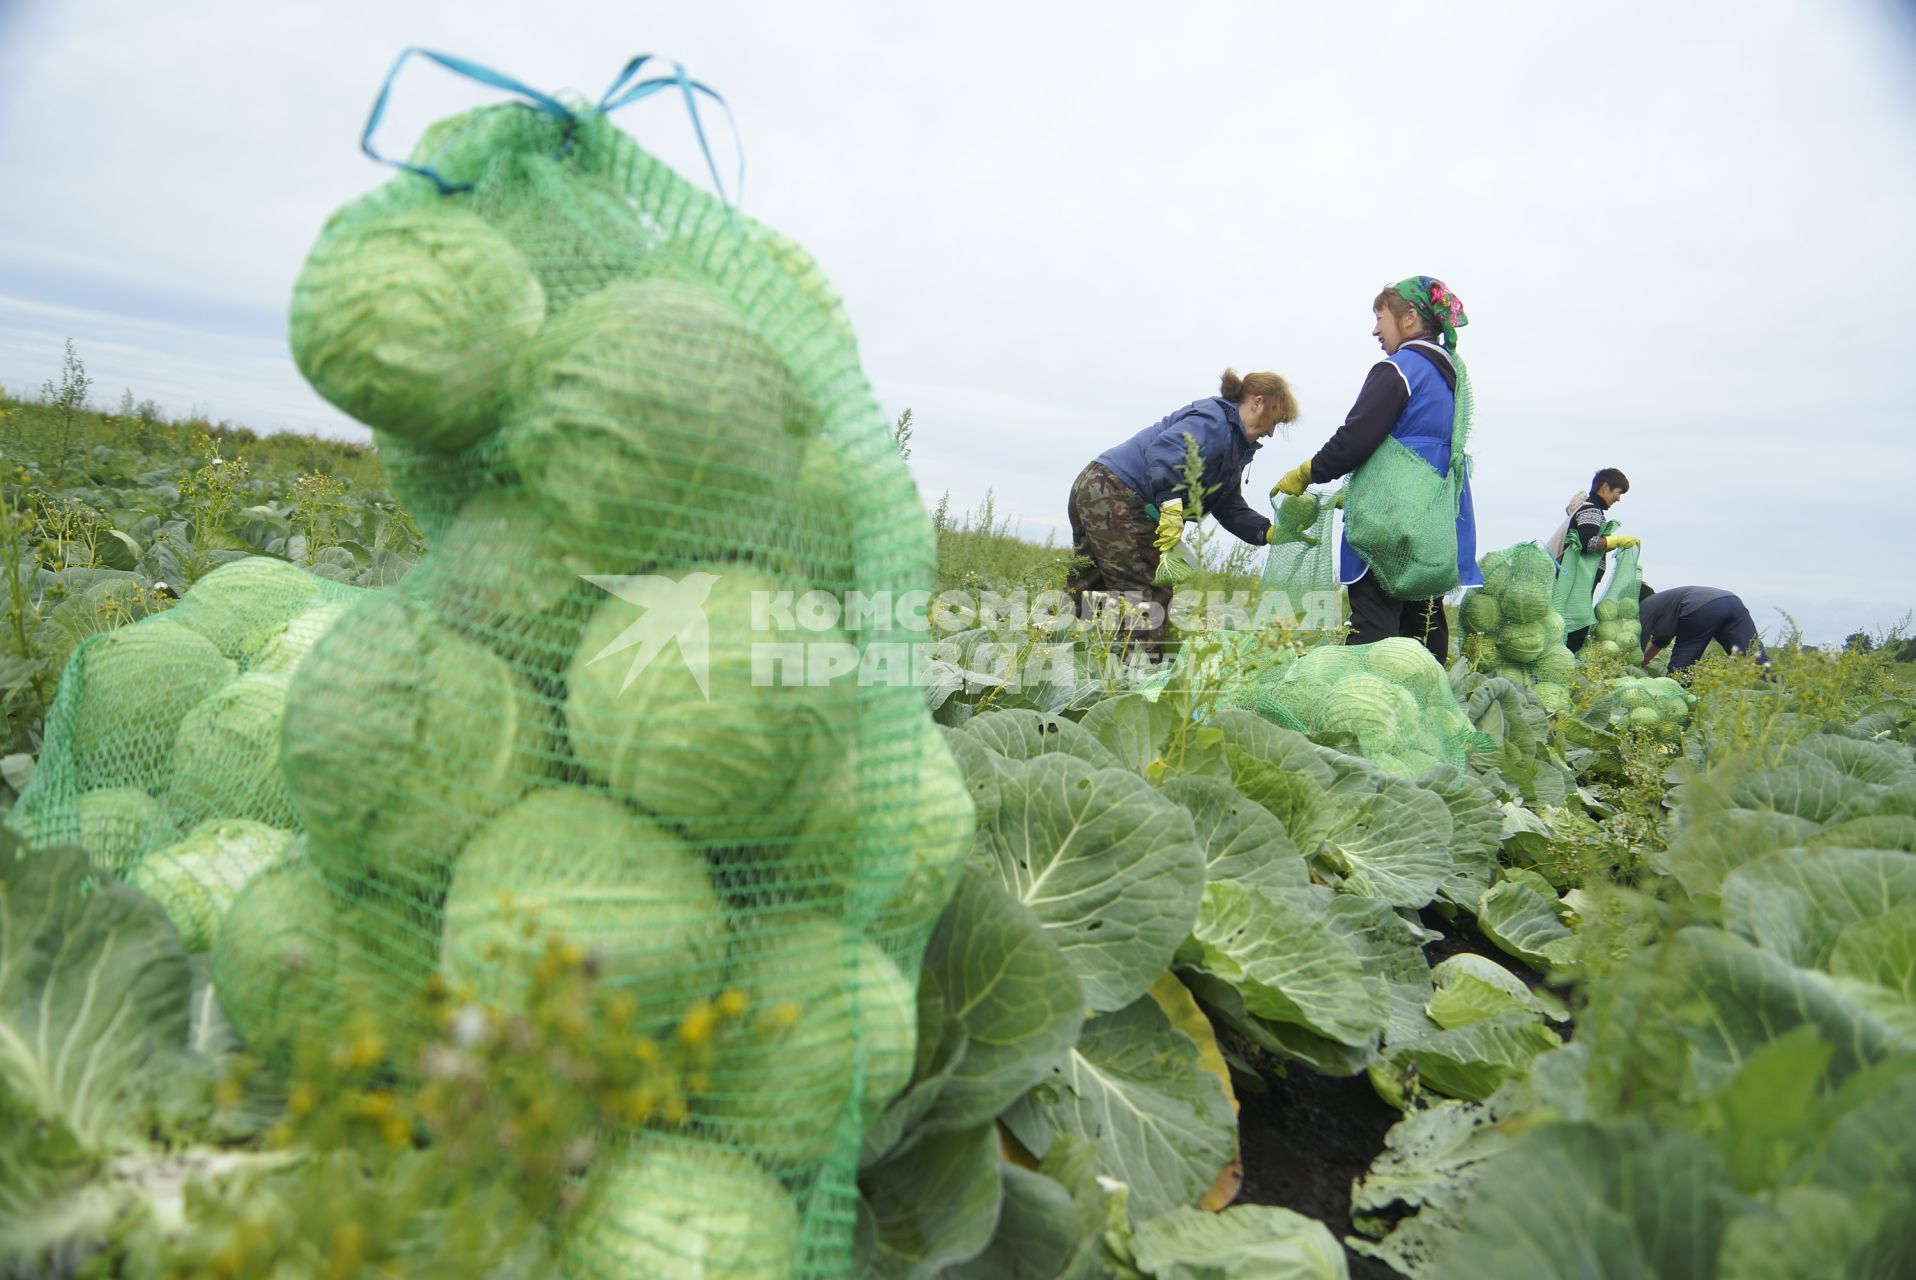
[3,0,1914,644]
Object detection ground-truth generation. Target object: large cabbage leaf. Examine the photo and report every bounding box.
[1211,710,1341,856]
[1177,883,1379,1049]
[1476,876,1577,972]
[858,1123,1005,1280]
[1004,995,1237,1221]
[1128,1204,1349,1279]
[945,1162,1080,1280]
[1318,776,1456,909]
[1348,1085,1535,1276]
[971,755,1204,1013]
[911,867,1086,1137]
[1664,928,1916,1094]
[1,839,190,1148]
[1426,1121,1746,1280]
[1720,847,1916,969]
[1160,775,1309,895]
[1078,693,1185,776]
[962,709,1119,768]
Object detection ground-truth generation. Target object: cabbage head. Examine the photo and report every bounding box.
[500,275,809,567]
[1361,636,1447,698]
[405,103,553,191]
[241,598,355,676]
[171,556,329,659]
[412,488,591,622]
[290,205,544,448]
[1498,582,1549,626]
[561,1139,798,1280]
[440,787,726,1028]
[777,717,975,939]
[696,916,909,1170]
[1533,646,1578,684]
[752,221,857,347]
[790,438,857,592]
[212,853,386,1059]
[75,786,175,874]
[282,594,548,896]
[66,616,235,791]
[1461,590,1501,633]
[1616,596,1640,620]
[166,671,295,827]
[565,565,850,844]
[1496,622,1550,664]
[1594,599,1619,622]
[1329,673,1422,754]
[1278,492,1322,529]
[131,818,292,952]
[1533,681,1572,715]
[852,941,918,1122]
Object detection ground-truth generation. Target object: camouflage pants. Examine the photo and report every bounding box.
[1067,462,1171,657]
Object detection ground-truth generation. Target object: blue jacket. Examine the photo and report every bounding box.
[1312,343,1479,589]
[1096,398,1271,545]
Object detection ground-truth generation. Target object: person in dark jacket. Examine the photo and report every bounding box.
[1558,467,1639,652]
[1069,369,1298,656]
[1639,584,1771,674]
[1270,276,1478,662]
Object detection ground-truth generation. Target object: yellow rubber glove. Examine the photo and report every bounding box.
[1154,499,1185,553]
[1606,534,1641,551]
[1270,460,1313,498]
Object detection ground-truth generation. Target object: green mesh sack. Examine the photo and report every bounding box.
[9,557,363,859]
[1549,516,1617,637]
[1343,357,1474,600]
[1461,543,1559,678]
[4,67,960,1280]
[1232,636,1482,774]
[1586,543,1644,657]
[1258,487,1339,625]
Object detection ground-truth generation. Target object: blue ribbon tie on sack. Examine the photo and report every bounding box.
[360,47,743,204]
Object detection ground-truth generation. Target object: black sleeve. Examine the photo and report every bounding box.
[1569,503,1608,555]
[1209,478,1272,546]
[1310,363,1410,483]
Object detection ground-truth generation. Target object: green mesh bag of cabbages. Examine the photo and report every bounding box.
[1343,356,1474,600]
[1583,543,1644,662]
[1226,636,1484,774]
[1460,542,1578,714]
[10,555,364,864]
[1258,486,1340,628]
[12,53,974,1280]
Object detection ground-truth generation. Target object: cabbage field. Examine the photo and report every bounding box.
[3,94,1914,1278]
[4,408,1914,1279]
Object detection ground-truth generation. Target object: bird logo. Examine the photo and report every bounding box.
[581,572,721,698]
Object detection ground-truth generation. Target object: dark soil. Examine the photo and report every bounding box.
[1229,909,1566,1280]
[1234,1064,1403,1280]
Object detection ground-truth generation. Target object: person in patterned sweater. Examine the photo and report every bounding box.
[1553,467,1637,652]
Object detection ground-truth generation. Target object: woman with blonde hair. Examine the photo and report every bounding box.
[1068,368,1298,656]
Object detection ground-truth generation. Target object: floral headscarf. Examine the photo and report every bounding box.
[1392,276,1468,349]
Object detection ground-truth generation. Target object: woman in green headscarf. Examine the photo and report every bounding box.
[1271,277,1479,661]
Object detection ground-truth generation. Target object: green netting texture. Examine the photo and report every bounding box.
[1221,636,1481,775]
[1342,356,1473,600]
[1461,543,1578,714]
[8,100,962,1279]
[1584,544,1644,661]
[1257,487,1339,622]
[1578,673,1695,739]
[1549,515,1617,636]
